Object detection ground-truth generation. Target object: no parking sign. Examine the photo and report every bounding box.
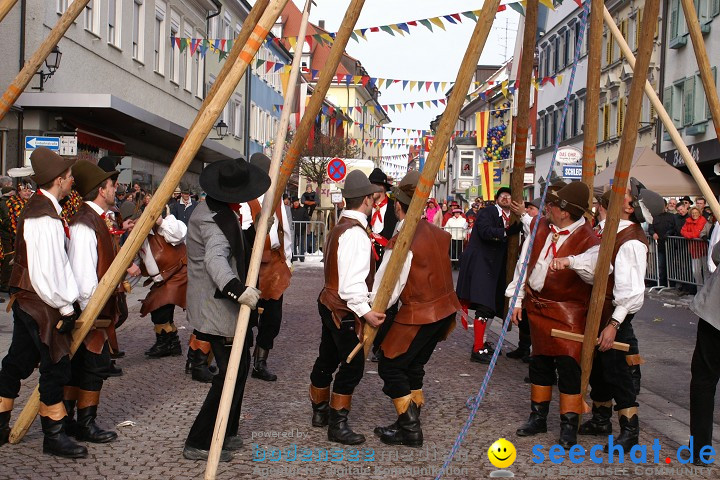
[327,157,346,182]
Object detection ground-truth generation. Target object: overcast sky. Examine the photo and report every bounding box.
[290,0,520,152]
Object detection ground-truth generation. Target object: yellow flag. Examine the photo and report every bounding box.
[430,17,446,30]
[476,111,490,148]
[539,0,556,10]
[480,161,495,201]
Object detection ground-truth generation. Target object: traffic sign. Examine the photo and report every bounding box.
[25,136,60,151]
[327,157,347,182]
[59,136,78,156]
[562,165,583,179]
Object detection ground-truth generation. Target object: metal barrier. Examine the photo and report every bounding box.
[443,226,469,263]
[664,235,709,287]
[645,235,661,290]
[291,221,326,262]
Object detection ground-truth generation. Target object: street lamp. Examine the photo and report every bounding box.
[33,46,62,91]
[210,120,229,140]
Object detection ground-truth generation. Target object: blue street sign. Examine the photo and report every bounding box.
[562,165,582,179]
[326,157,347,182]
[25,136,60,151]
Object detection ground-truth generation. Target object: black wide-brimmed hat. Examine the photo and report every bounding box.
[199,156,270,203]
[368,167,393,190]
[30,147,76,185]
[629,177,665,224]
[341,170,383,199]
[73,160,119,197]
[547,181,591,217]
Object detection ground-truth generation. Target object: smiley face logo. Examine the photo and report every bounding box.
[488,438,517,469]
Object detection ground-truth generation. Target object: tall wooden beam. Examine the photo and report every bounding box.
[579,0,660,403]
[0,0,18,24]
[8,0,285,445]
[581,0,605,202]
[0,0,92,121]
[347,0,503,362]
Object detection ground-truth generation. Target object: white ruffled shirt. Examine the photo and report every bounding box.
[336,210,374,318]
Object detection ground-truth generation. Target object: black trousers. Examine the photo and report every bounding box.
[309,302,365,395]
[255,296,283,351]
[186,330,252,450]
[587,317,638,409]
[68,342,111,392]
[0,303,71,405]
[150,304,176,325]
[529,355,581,395]
[378,315,453,399]
[690,318,720,456]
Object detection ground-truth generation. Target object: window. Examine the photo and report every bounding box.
[671,81,685,127]
[617,19,627,60]
[271,20,283,38]
[554,36,561,72]
[617,97,625,136]
[108,0,122,48]
[195,28,204,99]
[183,24,193,92]
[543,114,550,147]
[574,22,582,56]
[222,13,232,40]
[537,113,544,149]
[684,77,695,126]
[669,0,687,43]
[564,28,571,66]
[602,104,610,141]
[610,100,618,138]
[538,48,545,79]
[232,95,243,138]
[57,0,71,13]
[132,0,145,61]
[170,11,180,84]
[84,0,100,34]
[154,1,166,74]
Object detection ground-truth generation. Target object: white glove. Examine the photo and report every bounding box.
[238,286,261,309]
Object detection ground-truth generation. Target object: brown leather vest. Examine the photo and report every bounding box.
[248,199,291,299]
[387,220,462,326]
[142,226,187,280]
[318,216,375,337]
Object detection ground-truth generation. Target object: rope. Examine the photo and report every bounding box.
[434,2,590,478]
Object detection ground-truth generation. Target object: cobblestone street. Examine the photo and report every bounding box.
[0,263,716,479]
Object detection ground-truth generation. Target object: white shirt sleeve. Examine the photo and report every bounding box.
[371,248,413,307]
[24,217,79,316]
[521,213,532,236]
[157,214,187,246]
[567,244,603,284]
[505,234,532,302]
[611,240,647,323]
[337,226,373,318]
[708,221,720,273]
[281,205,293,265]
[269,212,281,249]
[68,222,99,311]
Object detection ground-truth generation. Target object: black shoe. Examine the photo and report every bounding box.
[312,401,329,427]
[523,376,531,384]
[0,411,10,446]
[328,408,365,445]
[41,416,88,459]
[611,413,639,451]
[484,341,496,355]
[107,360,123,377]
[224,436,243,451]
[579,404,613,436]
[522,353,531,363]
[183,445,233,462]
[370,351,380,363]
[186,345,217,383]
[559,413,579,448]
[470,349,491,364]
[146,330,182,358]
[251,346,277,382]
[110,350,126,359]
[146,333,163,356]
[506,346,530,359]
[517,401,549,436]
[373,420,399,438]
[74,406,117,443]
[379,402,423,448]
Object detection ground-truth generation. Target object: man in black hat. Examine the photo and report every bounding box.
[0,147,87,458]
[183,157,268,462]
[507,181,600,448]
[456,186,521,364]
[170,186,197,225]
[368,168,397,264]
[309,170,386,446]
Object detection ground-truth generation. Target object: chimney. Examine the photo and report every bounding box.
[319,20,325,30]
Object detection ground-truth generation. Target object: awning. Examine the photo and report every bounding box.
[70,121,126,154]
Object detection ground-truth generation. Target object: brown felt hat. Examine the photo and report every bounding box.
[393,170,421,205]
[341,170,383,199]
[249,152,271,174]
[29,147,76,186]
[72,160,118,197]
[547,181,591,217]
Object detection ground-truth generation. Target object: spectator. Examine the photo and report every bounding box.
[681,206,709,287]
[283,193,290,206]
[443,201,463,226]
[648,199,678,287]
[198,192,206,202]
[674,203,689,234]
[424,198,442,227]
[465,202,481,222]
[115,185,127,207]
[141,193,152,213]
[445,208,468,268]
[680,195,694,209]
[169,187,197,225]
[666,197,678,213]
[290,196,309,262]
[696,197,712,221]
[301,184,317,218]
[440,202,449,221]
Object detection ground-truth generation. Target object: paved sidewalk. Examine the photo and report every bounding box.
[0,264,716,479]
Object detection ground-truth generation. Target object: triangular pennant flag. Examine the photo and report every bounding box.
[220,39,226,50]
[451,13,462,22]
[170,34,176,49]
[434,81,440,91]
[429,17,446,30]
[265,61,274,73]
[312,69,319,78]
[390,24,405,36]
[462,11,477,21]
[419,18,433,31]
[497,5,507,12]
[501,80,509,98]
[398,23,410,34]
[350,32,359,42]
[190,39,199,56]
[539,0,556,10]
[402,80,409,90]
[444,15,457,24]
[380,25,395,36]
[509,2,526,16]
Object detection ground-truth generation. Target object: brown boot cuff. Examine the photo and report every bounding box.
[593,400,613,409]
[309,385,330,404]
[618,406,638,420]
[0,397,13,413]
[410,389,425,408]
[39,402,67,421]
[329,392,352,411]
[77,390,101,410]
[392,394,414,415]
[559,393,591,414]
[189,335,212,354]
[531,384,552,403]
[625,354,645,366]
[154,323,174,334]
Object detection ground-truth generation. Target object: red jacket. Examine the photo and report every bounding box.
[681,216,708,259]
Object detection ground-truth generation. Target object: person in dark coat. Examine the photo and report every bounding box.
[368,168,398,264]
[648,199,677,287]
[169,188,197,225]
[456,187,521,363]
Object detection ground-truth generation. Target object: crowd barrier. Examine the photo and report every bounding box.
[663,235,709,288]
[291,221,326,261]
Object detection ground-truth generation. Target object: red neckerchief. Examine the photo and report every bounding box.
[501,210,510,228]
[37,190,71,239]
[544,224,570,259]
[371,197,388,227]
[367,228,389,261]
[229,203,243,224]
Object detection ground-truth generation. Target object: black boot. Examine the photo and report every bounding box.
[559,413,580,448]
[507,332,531,359]
[579,402,613,436]
[74,405,118,443]
[613,409,639,451]
[309,385,330,427]
[63,399,77,437]
[380,399,423,447]
[41,415,88,458]
[146,330,182,358]
[0,411,9,446]
[189,348,217,383]
[251,346,277,382]
[145,332,163,356]
[516,401,549,436]
[327,393,365,445]
[629,365,641,396]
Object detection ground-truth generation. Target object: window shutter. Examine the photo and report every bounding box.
[714,0,720,16]
[606,33,612,65]
[670,0,679,39]
[636,8,643,47]
[663,86,674,126]
[618,98,625,135]
[684,77,695,126]
[603,104,610,141]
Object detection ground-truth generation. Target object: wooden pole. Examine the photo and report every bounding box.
[603,6,720,220]
[581,0,605,202]
[681,0,720,146]
[271,0,368,212]
[347,0,503,363]
[0,0,91,122]
[551,329,629,352]
[8,0,285,445]
[203,0,311,477]
[506,0,538,293]
[0,0,18,24]
[579,0,660,404]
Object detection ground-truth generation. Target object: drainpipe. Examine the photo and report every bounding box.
[16,0,26,170]
[245,62,251,155]
[657,0,668,156]
[206,1,222,102]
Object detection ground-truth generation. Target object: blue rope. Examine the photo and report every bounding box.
[434,3,590,478]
